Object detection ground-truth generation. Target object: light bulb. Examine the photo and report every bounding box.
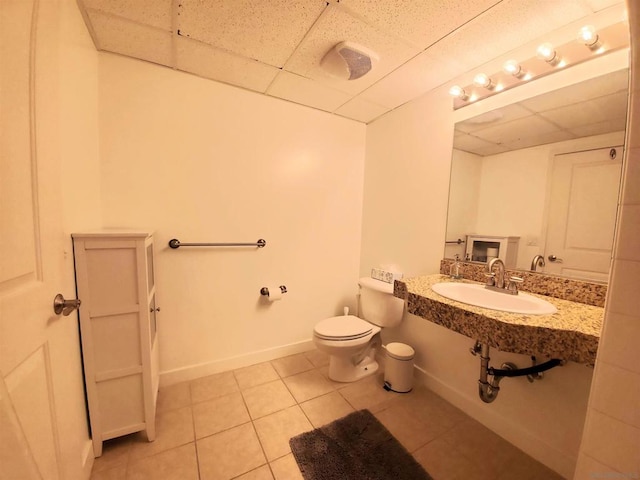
[577,25,602,49]
[503,60,522,76]
[448,85,468,100]
[536,43,561,65]
[473,73,494,90]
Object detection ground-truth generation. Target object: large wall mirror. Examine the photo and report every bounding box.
[445,65,629,283]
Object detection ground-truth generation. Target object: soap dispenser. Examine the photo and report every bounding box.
[450,254,463,279]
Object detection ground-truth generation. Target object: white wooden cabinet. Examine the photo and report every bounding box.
[72,231,159,457]
[465,234,520,268]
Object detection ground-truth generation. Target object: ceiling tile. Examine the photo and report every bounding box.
[267,72,352,113]
[79,0,172,30]
[283,4,421,96]
[538,92,629,129]
[570,119,627,137]
[456,104,533,133]
[473,115,562,144]
[175,0,327,68]
[86,9,173,67]
[454,132,504,155]
[339,0,502,49]
[429,0,594,75]
[583,0,626,11]
[503,130,577,151]
[470,143,512,157]
[359,49,463,109]
[334,96,389,123]
[175,37,280,93]
[520,69,629,112]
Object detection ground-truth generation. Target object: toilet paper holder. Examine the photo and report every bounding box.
[260,285,287,296]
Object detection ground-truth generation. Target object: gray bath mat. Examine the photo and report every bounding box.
[289,409,433,480]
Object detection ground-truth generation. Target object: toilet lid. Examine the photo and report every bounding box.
[314,315,374,341]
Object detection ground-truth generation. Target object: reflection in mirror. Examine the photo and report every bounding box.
[445,68,628,283]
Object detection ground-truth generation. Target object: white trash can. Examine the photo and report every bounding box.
[383,342,415,393]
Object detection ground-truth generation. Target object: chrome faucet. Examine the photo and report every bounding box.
[486,258,506,288]
[531,254,545,271]
[485,258,523,295]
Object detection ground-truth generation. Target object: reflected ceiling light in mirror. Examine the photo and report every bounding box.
[473,73,495,90]
[449,85,469,100]
[536,42,562,66]
[578,25,603,51]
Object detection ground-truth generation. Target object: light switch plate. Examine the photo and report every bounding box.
[371,268,403,284]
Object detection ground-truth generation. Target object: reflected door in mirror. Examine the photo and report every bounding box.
[545,146,622,282]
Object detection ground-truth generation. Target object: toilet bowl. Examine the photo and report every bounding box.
[313,277,404,382]
[314,315,382,382]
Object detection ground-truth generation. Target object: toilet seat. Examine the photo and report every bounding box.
[313,315,374,341]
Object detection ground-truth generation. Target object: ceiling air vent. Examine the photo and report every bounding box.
[320,42,379,81]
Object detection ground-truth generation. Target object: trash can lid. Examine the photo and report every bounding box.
[386,342,415,360]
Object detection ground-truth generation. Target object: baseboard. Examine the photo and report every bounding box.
[412,364,575,479]
[159,339,316,387]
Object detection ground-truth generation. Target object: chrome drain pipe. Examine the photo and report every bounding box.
[477,343,508,403]
[471,341,564,403]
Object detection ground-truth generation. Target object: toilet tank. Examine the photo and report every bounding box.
[358,277,404,327]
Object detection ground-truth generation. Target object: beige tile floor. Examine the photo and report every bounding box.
[90,350,564,480]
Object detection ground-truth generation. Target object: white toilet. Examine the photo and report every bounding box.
[313,277,404,382]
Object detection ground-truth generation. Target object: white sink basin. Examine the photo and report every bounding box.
[431,282,557,315]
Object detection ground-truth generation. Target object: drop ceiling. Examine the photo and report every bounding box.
[77,0,627,124]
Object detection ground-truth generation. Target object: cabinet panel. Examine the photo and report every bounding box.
[97,374,145,434]
[149,295,157,345]
[146,243,155,294]
[86,248,139,310]
[91,313,141,373]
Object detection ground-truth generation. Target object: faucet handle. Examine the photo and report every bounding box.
[484,272,496,286]
[507,276,524,293]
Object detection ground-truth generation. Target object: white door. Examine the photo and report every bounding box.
[544,146,623,282]
[1,0,82,478]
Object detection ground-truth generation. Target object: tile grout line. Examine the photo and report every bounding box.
[187,381,203,480]
[239,362,278,479]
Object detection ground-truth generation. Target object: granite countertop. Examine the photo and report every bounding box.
[394,274,603,364]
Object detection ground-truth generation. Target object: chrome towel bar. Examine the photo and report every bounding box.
[168,238,266,249]
[446,238,465,244]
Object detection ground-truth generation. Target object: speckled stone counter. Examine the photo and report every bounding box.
[440,259,607,307]
[394,274,603,364]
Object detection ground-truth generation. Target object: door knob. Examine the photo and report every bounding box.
[53,294,81,316]
[547,255,563,263]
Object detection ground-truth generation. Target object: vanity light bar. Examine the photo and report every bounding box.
[450,20,628,110]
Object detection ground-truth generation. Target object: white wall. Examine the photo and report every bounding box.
[98,55,366,383]
[360,90,454,278]
[362,88,596,478]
